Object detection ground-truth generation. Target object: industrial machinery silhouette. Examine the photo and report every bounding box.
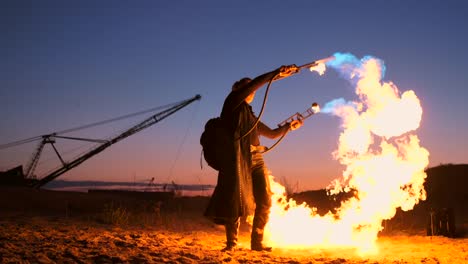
[0,94,201,188]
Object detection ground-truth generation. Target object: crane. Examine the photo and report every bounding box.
[28,94,201,189]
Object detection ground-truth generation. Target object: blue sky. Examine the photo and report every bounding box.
[1,1,467,190]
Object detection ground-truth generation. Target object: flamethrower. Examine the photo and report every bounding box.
[278,102,320,129]
[275,56,335,80]
[298,56,335,70]
[253,102,320,154]
[246,56,332,153]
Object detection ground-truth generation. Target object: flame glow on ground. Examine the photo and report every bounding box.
[264,53,430,254]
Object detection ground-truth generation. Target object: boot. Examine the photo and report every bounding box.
[222,219,239,251]
[251,228,272,252]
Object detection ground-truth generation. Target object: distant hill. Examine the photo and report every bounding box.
[424,164,468,210]
[44,180,215,195]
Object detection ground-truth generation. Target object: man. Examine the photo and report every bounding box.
[204,65,302,251]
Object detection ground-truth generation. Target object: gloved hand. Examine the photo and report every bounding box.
[289,119,303,131]
[275,64,299,80]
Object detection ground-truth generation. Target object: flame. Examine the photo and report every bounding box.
[309,63,327,75]
[309,56,336,76]
[263,53,429,255]
[311,103,320,114]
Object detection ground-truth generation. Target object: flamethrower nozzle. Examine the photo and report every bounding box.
[274,56,335,81]
[297,56,336,70]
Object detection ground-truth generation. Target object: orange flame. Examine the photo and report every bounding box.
[263,56,429,255]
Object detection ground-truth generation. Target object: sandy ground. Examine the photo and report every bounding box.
[1,214,467,264]
[0,188,467,263]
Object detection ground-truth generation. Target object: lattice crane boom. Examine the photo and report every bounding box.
[32,94,201,189]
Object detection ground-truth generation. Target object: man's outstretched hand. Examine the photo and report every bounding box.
[289,119,303,131]
[275,64,299,80]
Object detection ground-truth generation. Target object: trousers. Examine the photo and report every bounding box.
[250,152,272,246]
[224,152,272,247]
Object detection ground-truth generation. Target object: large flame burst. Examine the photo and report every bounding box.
[264,53,429,254]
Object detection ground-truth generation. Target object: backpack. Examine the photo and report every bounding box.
[200,117,231,171]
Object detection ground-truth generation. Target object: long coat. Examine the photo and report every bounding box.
[204,102,255,224]
[204,67,288,225]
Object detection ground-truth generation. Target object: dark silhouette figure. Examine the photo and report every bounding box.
[204,65,302,251]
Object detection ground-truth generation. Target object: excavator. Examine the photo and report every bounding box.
[0,94,201,189]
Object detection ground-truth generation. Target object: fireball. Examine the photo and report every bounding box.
[264,53,429,255]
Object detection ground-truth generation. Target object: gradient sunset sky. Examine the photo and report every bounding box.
[1,1,467,190]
